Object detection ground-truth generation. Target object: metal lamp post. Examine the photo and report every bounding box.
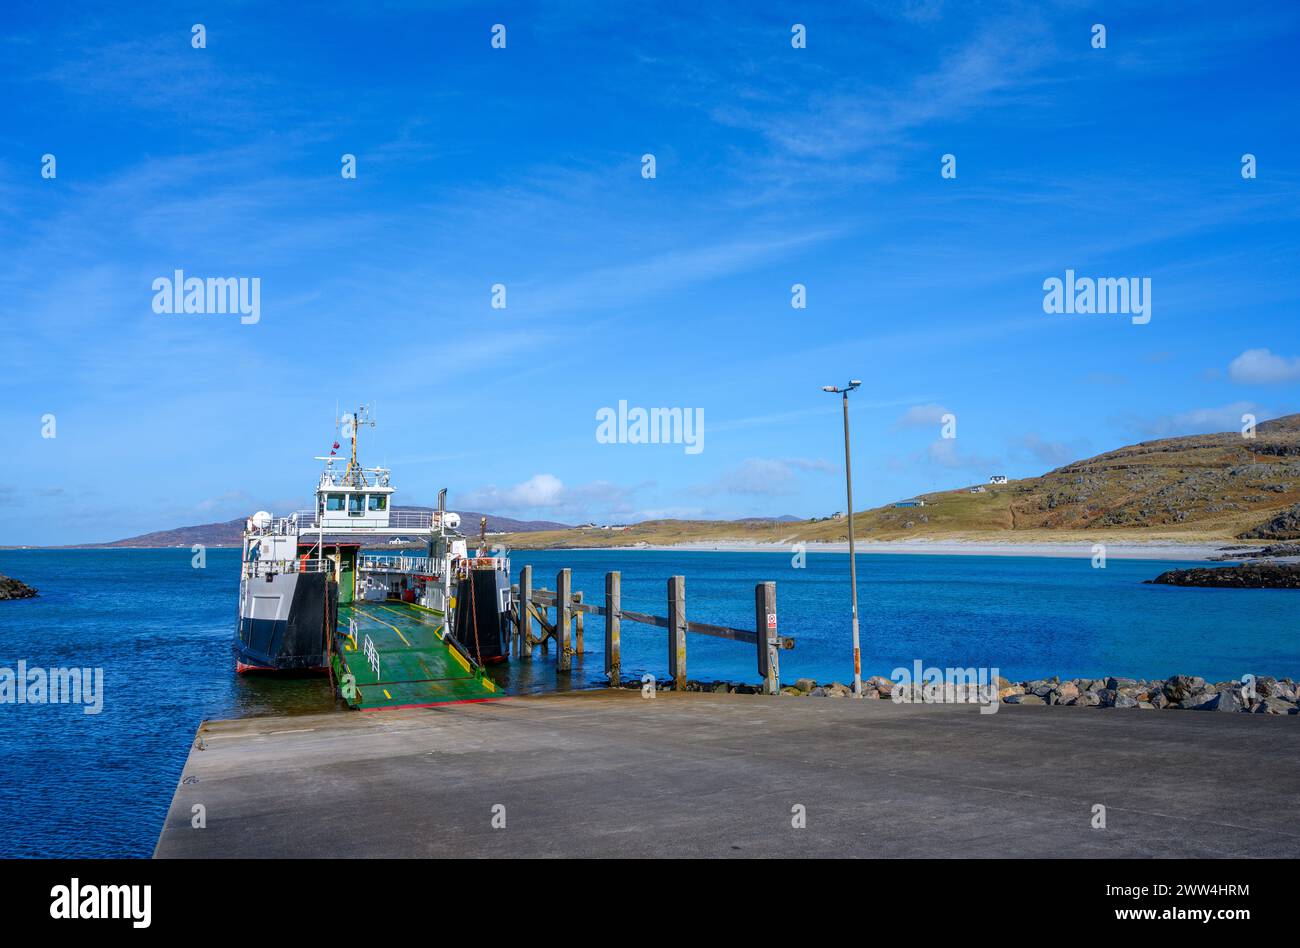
[823,380,863,697]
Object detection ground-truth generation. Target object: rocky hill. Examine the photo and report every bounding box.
[74,507,572,548]
[507,414,1300,548]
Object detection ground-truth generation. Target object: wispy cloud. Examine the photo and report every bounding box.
[692,457,833,497]
[895,403,950,430]
[922,439,1001,471]
[460,474,638,520]
[1136,402,1266,438]
[1228,348,1300,385]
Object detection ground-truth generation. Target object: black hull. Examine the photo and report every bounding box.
[235,573,336,673]
[452,571,510,664]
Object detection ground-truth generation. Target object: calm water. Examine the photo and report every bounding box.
[0,547,1295,857]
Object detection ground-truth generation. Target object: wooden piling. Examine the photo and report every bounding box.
[517,565,532,659]
[667,575,686,689]
[557,568,573,672]
[574,590,584,655]
[755,581,779,695]
[604,571,621,683]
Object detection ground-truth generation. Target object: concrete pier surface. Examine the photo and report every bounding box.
[155,690,1299,858]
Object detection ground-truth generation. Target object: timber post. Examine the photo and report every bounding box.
[604,571,621,683]
[557,568,573,672]
[574,590,584,655]
[667,575,686,689]
[517,565,533,659]
[755,581,780,694]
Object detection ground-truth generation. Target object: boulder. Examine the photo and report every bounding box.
[1254,698,1297,715]
[1005,694,1045,705]
[1182,689,1219,710]
[794,678,817,693]
[1163,675,1206,701]
[1112,692,1139,709]
[1194,690,1243,713]
[1056,682,1080,701]
[1070,691,1101,707]
[1270,681,1298,702]
[1106,677,1137,690]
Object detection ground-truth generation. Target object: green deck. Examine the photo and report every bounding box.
[332,600,499,710]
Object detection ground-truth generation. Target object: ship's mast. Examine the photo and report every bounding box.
[341,405,375,488]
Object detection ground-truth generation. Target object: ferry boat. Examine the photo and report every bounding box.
[234,407,513,675]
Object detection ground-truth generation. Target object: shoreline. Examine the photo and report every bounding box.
[3,539,1289,563]
[0,540,1263,561]
[561,539,1240,561]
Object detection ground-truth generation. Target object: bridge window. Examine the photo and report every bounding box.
[348,493,364,516]
[325,493,345,512]
[368,494,387,511]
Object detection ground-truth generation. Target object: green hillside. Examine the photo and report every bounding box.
[507,414,1300,548]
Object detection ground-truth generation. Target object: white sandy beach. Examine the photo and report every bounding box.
[585,539,1239,560]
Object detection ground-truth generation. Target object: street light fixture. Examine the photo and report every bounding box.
[823,380,863,697]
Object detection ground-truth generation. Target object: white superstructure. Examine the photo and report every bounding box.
[234,406,511,672]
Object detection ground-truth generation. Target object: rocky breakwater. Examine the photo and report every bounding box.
[999,674,1299,714]
[0,574,38,600]
[1147,563,1300,588]
[625,673,1300,715]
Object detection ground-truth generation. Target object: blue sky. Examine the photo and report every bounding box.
[3,1,1298,545]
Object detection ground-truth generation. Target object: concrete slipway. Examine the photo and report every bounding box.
[154,690,1298,858]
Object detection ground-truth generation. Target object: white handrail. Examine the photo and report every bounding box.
[242,558,328,578]
[359,554,436,574]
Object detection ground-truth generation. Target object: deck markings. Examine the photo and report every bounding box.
[335,601,498,709]
[352,605,412,647]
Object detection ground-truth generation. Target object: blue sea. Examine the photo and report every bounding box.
[0,547,1295,857]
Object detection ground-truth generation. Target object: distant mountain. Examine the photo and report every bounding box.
[76,507,572,548]
[507,414,1300,548]
[96,518,248,548]
[394,507,572,535]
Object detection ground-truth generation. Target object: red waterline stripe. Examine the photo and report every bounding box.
[235,660,328,675]
[358,697,502,712]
